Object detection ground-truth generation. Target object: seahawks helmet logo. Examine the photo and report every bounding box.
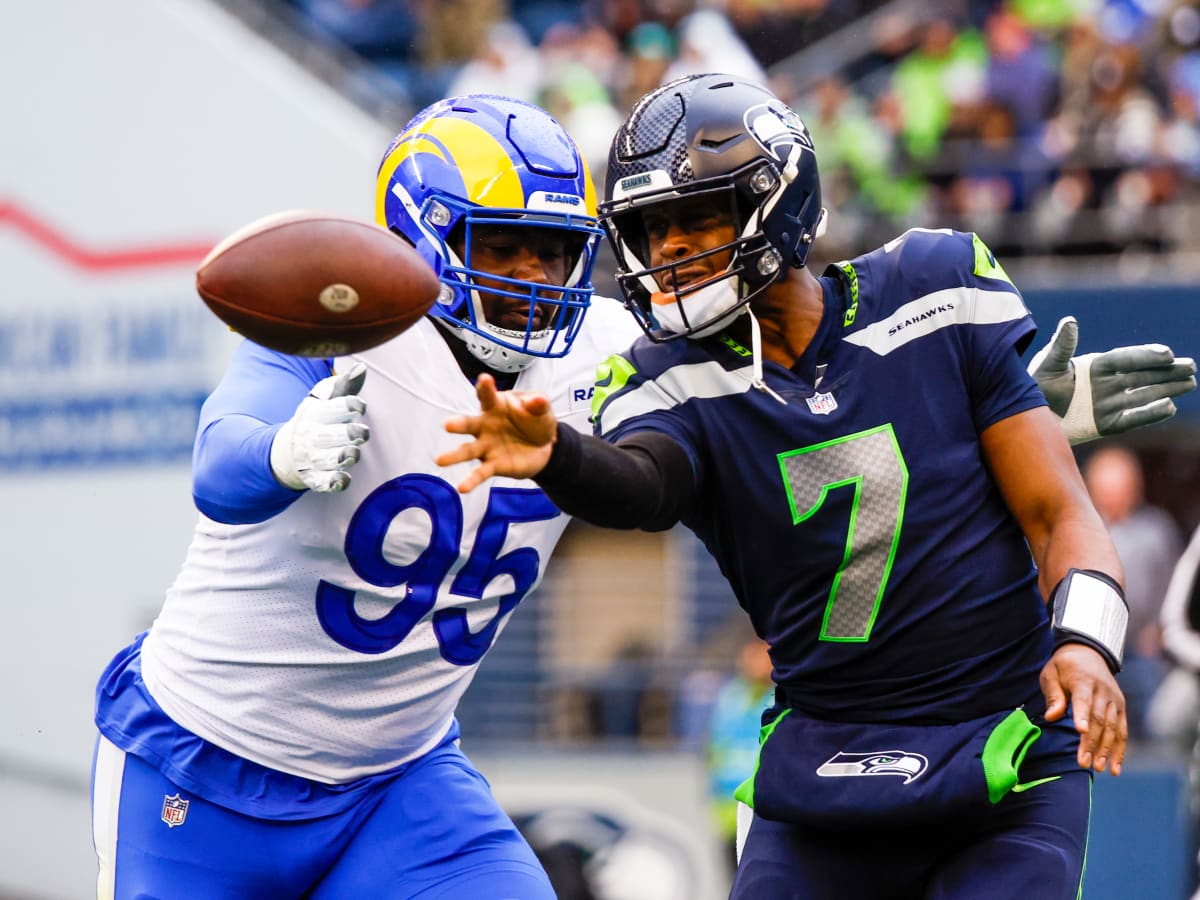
[817,750,929,784]
[744,101,814,164]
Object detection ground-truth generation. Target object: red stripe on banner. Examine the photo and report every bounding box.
[0,201,216,272]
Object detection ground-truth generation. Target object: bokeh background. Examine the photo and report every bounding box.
[5,1,1200,897]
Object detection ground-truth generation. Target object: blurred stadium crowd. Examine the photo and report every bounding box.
[271,0,1200,266]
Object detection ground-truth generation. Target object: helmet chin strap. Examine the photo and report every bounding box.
[432,315,538,373]
[747,309,787,405]
[462,323,540,373]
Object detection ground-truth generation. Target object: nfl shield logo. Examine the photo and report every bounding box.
[805,391,838,415]
[161,793,189,828]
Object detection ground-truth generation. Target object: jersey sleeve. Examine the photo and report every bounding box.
[192,341,333,524]
[969,339,1046,431]
[956,233,1044,430]
[589,344,707,487]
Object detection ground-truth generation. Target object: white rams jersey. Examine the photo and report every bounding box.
[140,300,640,783]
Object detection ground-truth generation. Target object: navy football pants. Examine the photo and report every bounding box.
[732,768,1091,900]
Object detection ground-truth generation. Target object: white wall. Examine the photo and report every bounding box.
[0,1,391,895]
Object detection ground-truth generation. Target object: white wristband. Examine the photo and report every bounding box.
[1051,569,1128,673]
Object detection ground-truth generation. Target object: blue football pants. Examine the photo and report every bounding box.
[91,735,554,900]
[732,768,1091,900]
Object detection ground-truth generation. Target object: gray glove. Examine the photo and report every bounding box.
[1027,316,1197,445]
[270,363,370,492]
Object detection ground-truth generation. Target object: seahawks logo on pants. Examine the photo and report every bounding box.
[817,751,929,784]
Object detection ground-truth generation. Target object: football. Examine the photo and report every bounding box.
[196,210,440,356]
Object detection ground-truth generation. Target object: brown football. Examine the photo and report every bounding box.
[196,210,440,357]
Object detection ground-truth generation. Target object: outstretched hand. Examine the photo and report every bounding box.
[437,373,559,493]
[1027,315,1196,444]
[1040,643,1128,776]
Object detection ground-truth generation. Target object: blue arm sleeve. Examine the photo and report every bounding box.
[192,341,333,524]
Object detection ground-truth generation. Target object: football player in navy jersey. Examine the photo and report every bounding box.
[439,74,1197,899]
[90,96,642,899]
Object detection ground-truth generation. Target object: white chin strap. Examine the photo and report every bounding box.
[748,309,787,404]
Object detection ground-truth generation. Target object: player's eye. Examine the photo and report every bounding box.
[475,236,520,258]
[537,241,567,264]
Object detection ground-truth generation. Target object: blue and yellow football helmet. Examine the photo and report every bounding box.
[376,95,602,371]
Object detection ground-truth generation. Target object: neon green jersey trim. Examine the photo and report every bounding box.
[590,354,638,420]
[719,333,752,357]
[971,232,1014,287]
[838,262,860,327]
[732,708,791,810]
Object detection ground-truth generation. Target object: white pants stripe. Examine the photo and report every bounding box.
[735,800,754,864]
[92,735,125,900]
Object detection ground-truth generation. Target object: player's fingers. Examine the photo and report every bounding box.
[1040,667,1068,722]
[443,414,484,437]
[456,462,494,494]
[519,393,553,416]
[1089,344,1176,375]
[1073,683,1098,769]
[1102,366,1197,393]
[309,396,366,422]
[1112,399,1177,433]
[1070,681,1099,772]
[328,363,368,398]
[306,445,359,470]
[1126,376,1198,402]
[1111,715,1129,776]
[1042,317,1079,369]
[435,438,487,468]
[1089,699,1115,772]
[1092,698,1127,775]
[475,373,500,411]
[309,471,351,493]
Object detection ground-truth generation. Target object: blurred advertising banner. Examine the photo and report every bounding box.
[0,201,224,468]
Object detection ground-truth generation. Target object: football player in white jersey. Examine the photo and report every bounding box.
[90,95,640,899]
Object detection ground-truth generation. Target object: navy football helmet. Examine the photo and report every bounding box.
[376,95,602,371]
[600,74,826,340]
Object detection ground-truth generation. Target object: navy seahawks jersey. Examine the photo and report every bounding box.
[593,229,1052,723]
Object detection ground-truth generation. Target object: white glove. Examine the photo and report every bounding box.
[1027,316,1197,445]
[270,363,370,492]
